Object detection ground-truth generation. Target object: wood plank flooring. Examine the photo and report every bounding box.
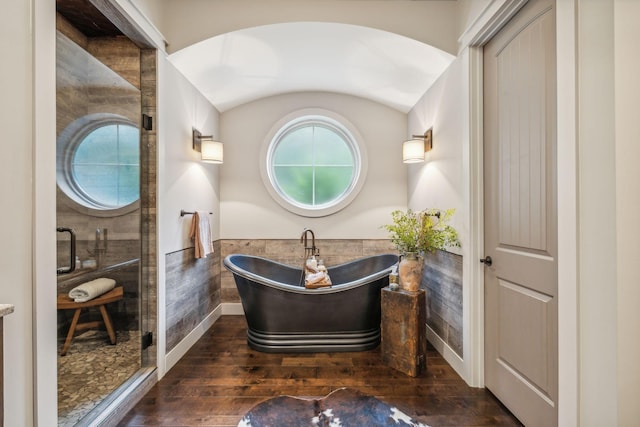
[119,315,522,426]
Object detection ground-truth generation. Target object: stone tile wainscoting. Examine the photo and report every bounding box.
[171,239,462,361]
[165,241,221,352]
[421,250,463,357]
[219,239,397,303]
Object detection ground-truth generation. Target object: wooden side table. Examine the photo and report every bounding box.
[381,287,426,377]
[57,286,123,356]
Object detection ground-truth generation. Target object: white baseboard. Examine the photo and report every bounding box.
[222,302,244,315]
[426,324,465,379]
[164,305,223,371]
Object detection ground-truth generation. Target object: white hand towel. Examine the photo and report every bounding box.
[189,210,213,259]
[68,278,116,303]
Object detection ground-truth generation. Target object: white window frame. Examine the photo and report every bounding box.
[260,108,368,217]
[56,113,140,217]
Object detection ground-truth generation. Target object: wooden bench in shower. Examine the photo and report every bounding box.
[57,286,123,356]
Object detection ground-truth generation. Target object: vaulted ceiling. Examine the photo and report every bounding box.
[169,22,455,113]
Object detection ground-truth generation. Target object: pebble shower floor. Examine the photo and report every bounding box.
[58,329,141,426]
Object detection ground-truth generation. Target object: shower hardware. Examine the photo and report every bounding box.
[142,113,153,131]
[142,331,153,350]
[57,227,77,275]
[88,228,108,268]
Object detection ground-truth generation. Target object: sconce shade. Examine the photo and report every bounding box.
[201,139,224,163]
[402,128,432,164]
[193,128,223,164]
[402,139,425,163]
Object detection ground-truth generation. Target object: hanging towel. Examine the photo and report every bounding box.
[68,278,116,303]
[190,210,214,258]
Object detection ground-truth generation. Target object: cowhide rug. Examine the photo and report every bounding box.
[238,387,430,427]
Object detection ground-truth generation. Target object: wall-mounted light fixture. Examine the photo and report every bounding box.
[402,128,433,163]
[193,128,223,164]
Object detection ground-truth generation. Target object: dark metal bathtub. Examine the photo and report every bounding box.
[223,253,398,353]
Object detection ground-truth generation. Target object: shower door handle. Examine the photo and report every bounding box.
[57,227,77,275]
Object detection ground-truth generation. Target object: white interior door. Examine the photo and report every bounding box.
[483,0,558,425]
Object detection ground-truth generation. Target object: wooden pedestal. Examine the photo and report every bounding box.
[381,287,426,377]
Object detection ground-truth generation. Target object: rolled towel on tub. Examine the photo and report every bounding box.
[69,278,116,303]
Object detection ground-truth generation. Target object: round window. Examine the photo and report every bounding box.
[261,110,367,217]
[57,114,140,214]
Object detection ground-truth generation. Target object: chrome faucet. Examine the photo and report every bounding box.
[87,227,108,267]
[300,228,317,259]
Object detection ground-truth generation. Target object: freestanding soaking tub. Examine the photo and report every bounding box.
[223,253,398,353]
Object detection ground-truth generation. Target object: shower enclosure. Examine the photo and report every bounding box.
[55,21,155,425]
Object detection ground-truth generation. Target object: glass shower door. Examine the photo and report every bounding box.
[55,29,147,426]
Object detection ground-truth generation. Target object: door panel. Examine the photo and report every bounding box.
[483,0,557,425]
[498,279,553,394]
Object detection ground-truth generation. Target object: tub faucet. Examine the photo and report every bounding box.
[300,228,317,259]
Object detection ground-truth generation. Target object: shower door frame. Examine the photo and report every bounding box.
[52,1,159,424]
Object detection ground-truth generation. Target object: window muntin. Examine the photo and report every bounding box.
[271,122,355,207]
[262,111,366,217]
[57,114,140,215]
[72,123,140,208]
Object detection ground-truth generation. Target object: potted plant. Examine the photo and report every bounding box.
[382,208,460,291]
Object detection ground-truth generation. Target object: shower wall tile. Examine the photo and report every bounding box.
[421,250,463,357]
[56,29,142,272]
[87,37,141,89]
[57,13,88,48]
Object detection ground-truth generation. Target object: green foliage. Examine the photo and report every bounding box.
[382,208,461,254]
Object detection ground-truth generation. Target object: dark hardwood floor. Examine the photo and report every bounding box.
[119,315,522,426]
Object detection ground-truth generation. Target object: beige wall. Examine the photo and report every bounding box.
[0,0,36,424]
[157,57,221,254]
[220,92,407,240]
[407,53,467,247]
[157,55,221,375]
[407,50,469,379]
[614,1,640,424]
[573,0,640,424]
[156,0,459,55]
[456,0,493,41]
[577,0,618,424]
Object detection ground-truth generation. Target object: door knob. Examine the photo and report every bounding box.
[480,256,492,267]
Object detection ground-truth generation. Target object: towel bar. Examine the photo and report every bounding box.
[180,210,213,217]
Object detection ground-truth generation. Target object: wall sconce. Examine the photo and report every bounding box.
[193,128,223,164]
[402,128,433,163]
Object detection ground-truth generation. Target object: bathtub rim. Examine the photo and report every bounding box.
[223,253,398,295]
